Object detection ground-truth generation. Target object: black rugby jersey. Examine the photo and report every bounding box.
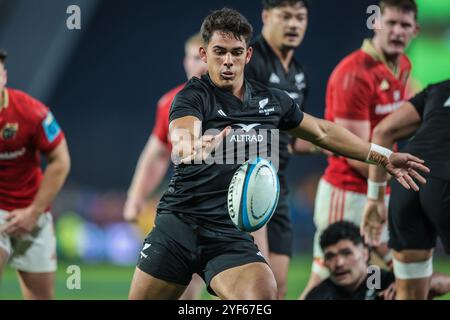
[246,35,308,109]
[305,270,395,300]
[157,74,303,232]
[245,35,308,198]
[403,79,450,180]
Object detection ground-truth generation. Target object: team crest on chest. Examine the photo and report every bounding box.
[0,123,19,140]
[269,73,280,84]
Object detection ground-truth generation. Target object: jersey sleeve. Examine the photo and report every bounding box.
[408,86,427,119]
[31,100,64,153]
[169,85,204,123]
[151,94,171,145]
[329,68,373,121]
[275,89,304,130]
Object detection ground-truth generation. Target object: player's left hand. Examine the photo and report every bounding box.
[361,199,387,246]
[0,206,41,237]
[385,153,430,191]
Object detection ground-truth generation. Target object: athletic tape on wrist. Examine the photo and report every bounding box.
[366,143,393,167]
[393,257,433,280]
[367,180,387,200]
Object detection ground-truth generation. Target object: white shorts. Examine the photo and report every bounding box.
[312,178,389,278]
[0,209,57,273]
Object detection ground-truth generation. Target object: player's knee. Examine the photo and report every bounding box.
[244,277,277,300]
[393,256,433,280]
[24,288,54,300]
[230,273,277,300]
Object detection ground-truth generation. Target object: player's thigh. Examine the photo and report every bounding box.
[17,271,55,300]
[388,180,437,252]
[313,178,337,230]
[420,178,450,253]
[0,210,12,279]
[9,213,57,274]
[269,252,289,281]
[133,214,197,299]
[210,262,276,300]
[268,252,290,298]
[203,233,275,300]
[267,200,293,258]
[0,246,9,280]
[129,267,186,300]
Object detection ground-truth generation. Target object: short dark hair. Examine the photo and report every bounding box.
[0,50,7,64]
[380,0,418,20]
[320,221,364,251]
[262,0,309,10]
[200,8,253,46]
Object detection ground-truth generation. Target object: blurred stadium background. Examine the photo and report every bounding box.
[0,0,449,299]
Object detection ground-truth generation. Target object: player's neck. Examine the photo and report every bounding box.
[344,274,367,293]
[262,33,294,72]
[371,37,400,71]
[232,79,246,101]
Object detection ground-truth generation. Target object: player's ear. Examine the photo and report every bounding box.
[262,9,269,25]
[199,46,207,63]
[413,22,420,38]
[245,46,253,64]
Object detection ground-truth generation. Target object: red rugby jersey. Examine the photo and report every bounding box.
[151,84,185,151]
[323,39,411,194]
[0,88,64,211]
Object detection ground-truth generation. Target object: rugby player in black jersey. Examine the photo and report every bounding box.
[362,79,450,300]
[128,8,428,300]
[244,0,315,299]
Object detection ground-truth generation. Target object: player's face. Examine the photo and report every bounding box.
[200,31,252,91]
[374,7,418,56]
[324,240,369,290]
[184,43,207,80]
[262,4,308,50]
[0,63,6,93]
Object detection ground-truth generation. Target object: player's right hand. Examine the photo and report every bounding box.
[361,199,387,246]
[179,127,231,164]
[123,198,143,223]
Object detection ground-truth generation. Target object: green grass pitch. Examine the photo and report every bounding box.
[1,255,450,300]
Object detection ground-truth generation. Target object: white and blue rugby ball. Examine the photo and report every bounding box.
[227,157,280,232]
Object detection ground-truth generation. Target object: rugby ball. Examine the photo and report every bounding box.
[227,157,280,232]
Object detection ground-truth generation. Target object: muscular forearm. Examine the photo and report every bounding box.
[32,150,70,214]
[302,117,371,162]
[169,116,202,163]
[291,138,321,155]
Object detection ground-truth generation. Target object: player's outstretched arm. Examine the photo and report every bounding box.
[124,136,171,222]
[288,113,429,190]
[0,139,71,236]
[362,101,422,245]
